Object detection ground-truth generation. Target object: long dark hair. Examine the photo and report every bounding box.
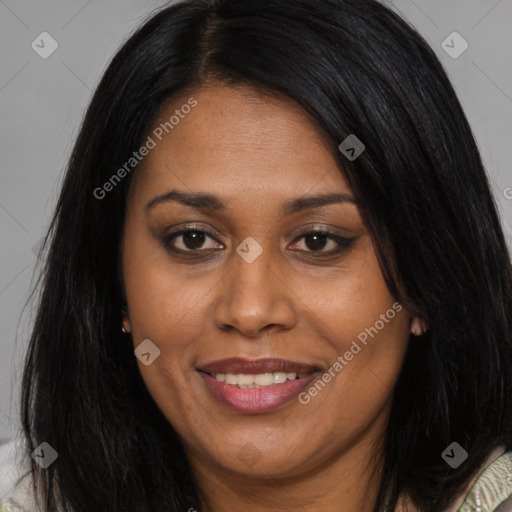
[18,0,512,510]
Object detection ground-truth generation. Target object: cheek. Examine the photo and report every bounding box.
[290,308,408,460]
[122,241,213,427]
[297,244,410,414]
[302,240,408,359]
[122,221,214,343]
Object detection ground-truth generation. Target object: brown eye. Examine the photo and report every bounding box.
[162,226,223,253]
[162,226,356,259]
[290,230,356,255]
[180,230,207,250]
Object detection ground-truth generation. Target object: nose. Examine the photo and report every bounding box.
[213,242,297,337]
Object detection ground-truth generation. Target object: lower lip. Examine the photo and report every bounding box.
[199,371,320,414]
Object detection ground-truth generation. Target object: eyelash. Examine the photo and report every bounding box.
[161,224,356,258]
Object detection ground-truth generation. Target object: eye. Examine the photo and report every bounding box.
[290,229,356,256]
[162,225,223,253]
[162,225,356,257]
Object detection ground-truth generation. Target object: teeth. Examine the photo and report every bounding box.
[254,373,274,386]
[273,372,287,384]
[214,371,303,388]
[237,374,255,385]
[225,374,237,385]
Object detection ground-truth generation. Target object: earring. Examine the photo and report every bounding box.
[121,314,131,335]
[410,317,429,336]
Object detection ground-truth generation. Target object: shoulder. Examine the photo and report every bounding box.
[457,448,512,512]
[0,439,39,512]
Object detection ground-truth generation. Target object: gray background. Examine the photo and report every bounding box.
[0,0,511,441]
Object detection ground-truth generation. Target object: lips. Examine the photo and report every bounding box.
[196,357,322,414]
[197,357,319,375]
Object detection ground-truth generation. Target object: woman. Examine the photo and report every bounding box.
[1,0,511,511]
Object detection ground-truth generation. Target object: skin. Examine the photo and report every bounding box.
[121,83,419,512]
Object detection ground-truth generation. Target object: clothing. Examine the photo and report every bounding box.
[1,438,511,511]
[457,448,512,512]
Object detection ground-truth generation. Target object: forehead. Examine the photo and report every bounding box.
[130,84,351,206]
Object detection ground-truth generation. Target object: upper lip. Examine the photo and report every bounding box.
[197,357,319,375]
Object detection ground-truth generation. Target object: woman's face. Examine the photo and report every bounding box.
[122,84,412,481]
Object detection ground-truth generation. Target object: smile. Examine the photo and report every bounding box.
[196,357,321,414]
[211,371,310,388]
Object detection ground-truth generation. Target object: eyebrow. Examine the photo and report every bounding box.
[145,189,356,215]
